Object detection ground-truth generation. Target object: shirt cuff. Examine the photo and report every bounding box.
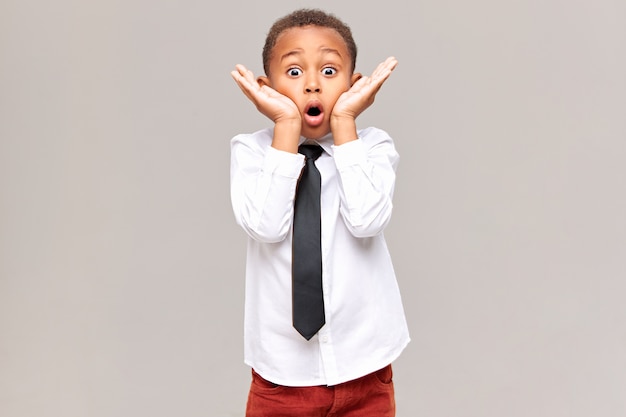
[331,138,367,169]
[263,146,305,178]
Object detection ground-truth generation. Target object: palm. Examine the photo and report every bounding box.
[332,57,398,120]
[231,64,300,124]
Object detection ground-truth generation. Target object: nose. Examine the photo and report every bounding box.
[305,74,321,93]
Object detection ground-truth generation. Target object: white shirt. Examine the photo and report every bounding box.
[230,126,410,387]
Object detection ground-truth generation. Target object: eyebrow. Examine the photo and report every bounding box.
[280,49,304,62]
[320,47,342,58]
[280,47,343,62]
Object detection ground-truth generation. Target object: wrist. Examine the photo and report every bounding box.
[271,119,301,153]
[330,116,358,146]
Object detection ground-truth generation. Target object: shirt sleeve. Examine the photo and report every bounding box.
[230,132,305,243]
[331,127,400,238]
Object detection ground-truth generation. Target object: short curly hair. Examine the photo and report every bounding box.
[262,9,358,75]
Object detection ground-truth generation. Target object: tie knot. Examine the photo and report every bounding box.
[298,144,323,161]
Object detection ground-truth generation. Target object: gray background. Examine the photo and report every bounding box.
[1,0,625,416]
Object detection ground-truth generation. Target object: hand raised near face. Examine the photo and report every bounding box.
[331,57,398,122]
[230,64,301,125]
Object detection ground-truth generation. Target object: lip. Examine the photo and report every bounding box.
[303,100,324,127]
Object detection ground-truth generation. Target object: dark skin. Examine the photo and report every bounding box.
[231,25,397,153]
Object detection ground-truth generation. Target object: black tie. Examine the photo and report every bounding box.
[292,144,325,340]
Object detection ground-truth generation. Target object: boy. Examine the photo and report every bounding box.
[230,8,410,417]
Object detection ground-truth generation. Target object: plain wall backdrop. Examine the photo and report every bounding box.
[1,0,625,416]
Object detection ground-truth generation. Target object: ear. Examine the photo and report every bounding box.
[350,72,362,86]
[257,75,271,87]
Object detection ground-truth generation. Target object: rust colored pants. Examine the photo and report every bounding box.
[245,365,395,417]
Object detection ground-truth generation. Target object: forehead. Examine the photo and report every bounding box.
[271,25,350,59]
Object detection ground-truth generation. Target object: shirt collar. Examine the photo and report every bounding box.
[299,132,334,156]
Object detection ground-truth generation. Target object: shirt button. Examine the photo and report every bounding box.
[321,335,329,343]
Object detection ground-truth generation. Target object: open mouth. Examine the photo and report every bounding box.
[304,102,324,127]
[306,106,321,116]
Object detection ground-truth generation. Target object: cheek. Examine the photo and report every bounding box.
[329,76,353,91]
[272,79,301,97]
[327,79,352,99]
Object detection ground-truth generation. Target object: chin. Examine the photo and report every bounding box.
[301,125,331,140]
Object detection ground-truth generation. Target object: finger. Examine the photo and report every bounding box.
[233,64,249,80]
[379,56,398,71]
[384,56,398,69]
[231,71,262,103]
[371,57,397,77]
[233,66,264,94]
[233,64,258,87]
[371,57,397,81]
[231,68,248,85]
[231,70,252,92]
[231,66,251,89]
[367,63,396,93]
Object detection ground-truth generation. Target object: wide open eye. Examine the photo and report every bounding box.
[321,67,337,76]
[287,68,303,77]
